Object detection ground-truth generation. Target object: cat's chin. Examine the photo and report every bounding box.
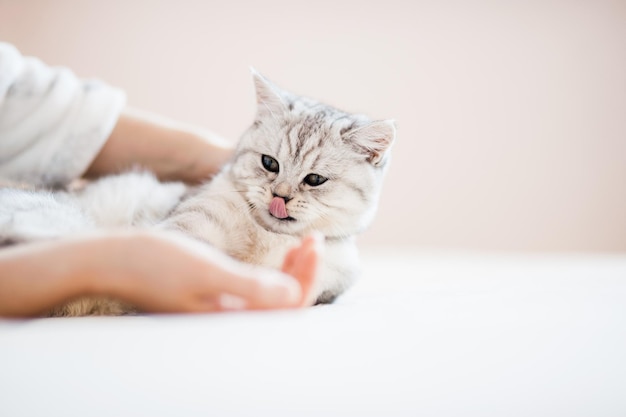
[252,210,303,235]
[270,213,296,222]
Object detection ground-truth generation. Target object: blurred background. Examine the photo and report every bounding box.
[1,0,624,252]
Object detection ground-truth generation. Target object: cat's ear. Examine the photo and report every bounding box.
[250,68,287,119]
[345,120,396,167]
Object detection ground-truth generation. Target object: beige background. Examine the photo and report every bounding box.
[1,0,624,252]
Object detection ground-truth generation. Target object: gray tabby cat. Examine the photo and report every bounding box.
[0,70,395,315]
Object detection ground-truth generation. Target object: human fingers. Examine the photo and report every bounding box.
[127,233,302,312]
[199,237,319,311]
[294,235,322,306]
[282,244,299,273]
[281,234,323,306]
[199,250,302,310]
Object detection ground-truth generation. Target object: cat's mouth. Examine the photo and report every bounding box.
[268,196,295,222]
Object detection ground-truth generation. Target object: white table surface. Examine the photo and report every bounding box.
[1,249,625,417]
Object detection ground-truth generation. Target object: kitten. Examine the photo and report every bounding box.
[0,70,395,314]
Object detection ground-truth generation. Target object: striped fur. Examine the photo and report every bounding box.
[162,71,396,304]
[0,71,395,314]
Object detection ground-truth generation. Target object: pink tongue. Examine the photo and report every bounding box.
[269,196,289,219]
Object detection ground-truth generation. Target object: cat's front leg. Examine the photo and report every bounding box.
[310,238,360,305]
[158,208,230,251]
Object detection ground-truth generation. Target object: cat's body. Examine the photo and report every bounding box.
[162,165,361,306]
[0,71,395,316]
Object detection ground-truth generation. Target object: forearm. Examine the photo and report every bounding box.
[0,232,173,317]
[0,236,110,317]
[85,107,234,183]
[0,231,317,317]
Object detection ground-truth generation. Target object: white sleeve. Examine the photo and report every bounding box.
[0,43,126,187]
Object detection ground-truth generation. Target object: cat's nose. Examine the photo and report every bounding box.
[273,182,293,202]
[272,192,293,203]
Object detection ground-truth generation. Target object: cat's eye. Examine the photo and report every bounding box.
[303,173,328,187]
[261,155,279,173]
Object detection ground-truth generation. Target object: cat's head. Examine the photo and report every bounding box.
[230,70,395,240]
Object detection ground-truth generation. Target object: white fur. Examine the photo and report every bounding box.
[0,71,395,314]
[0,189,93,241]
[70,171,186,228]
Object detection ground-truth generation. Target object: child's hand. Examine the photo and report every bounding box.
[280,234,322,307]
[105,231,322,313]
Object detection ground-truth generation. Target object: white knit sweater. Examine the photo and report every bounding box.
[0,43,126,187]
